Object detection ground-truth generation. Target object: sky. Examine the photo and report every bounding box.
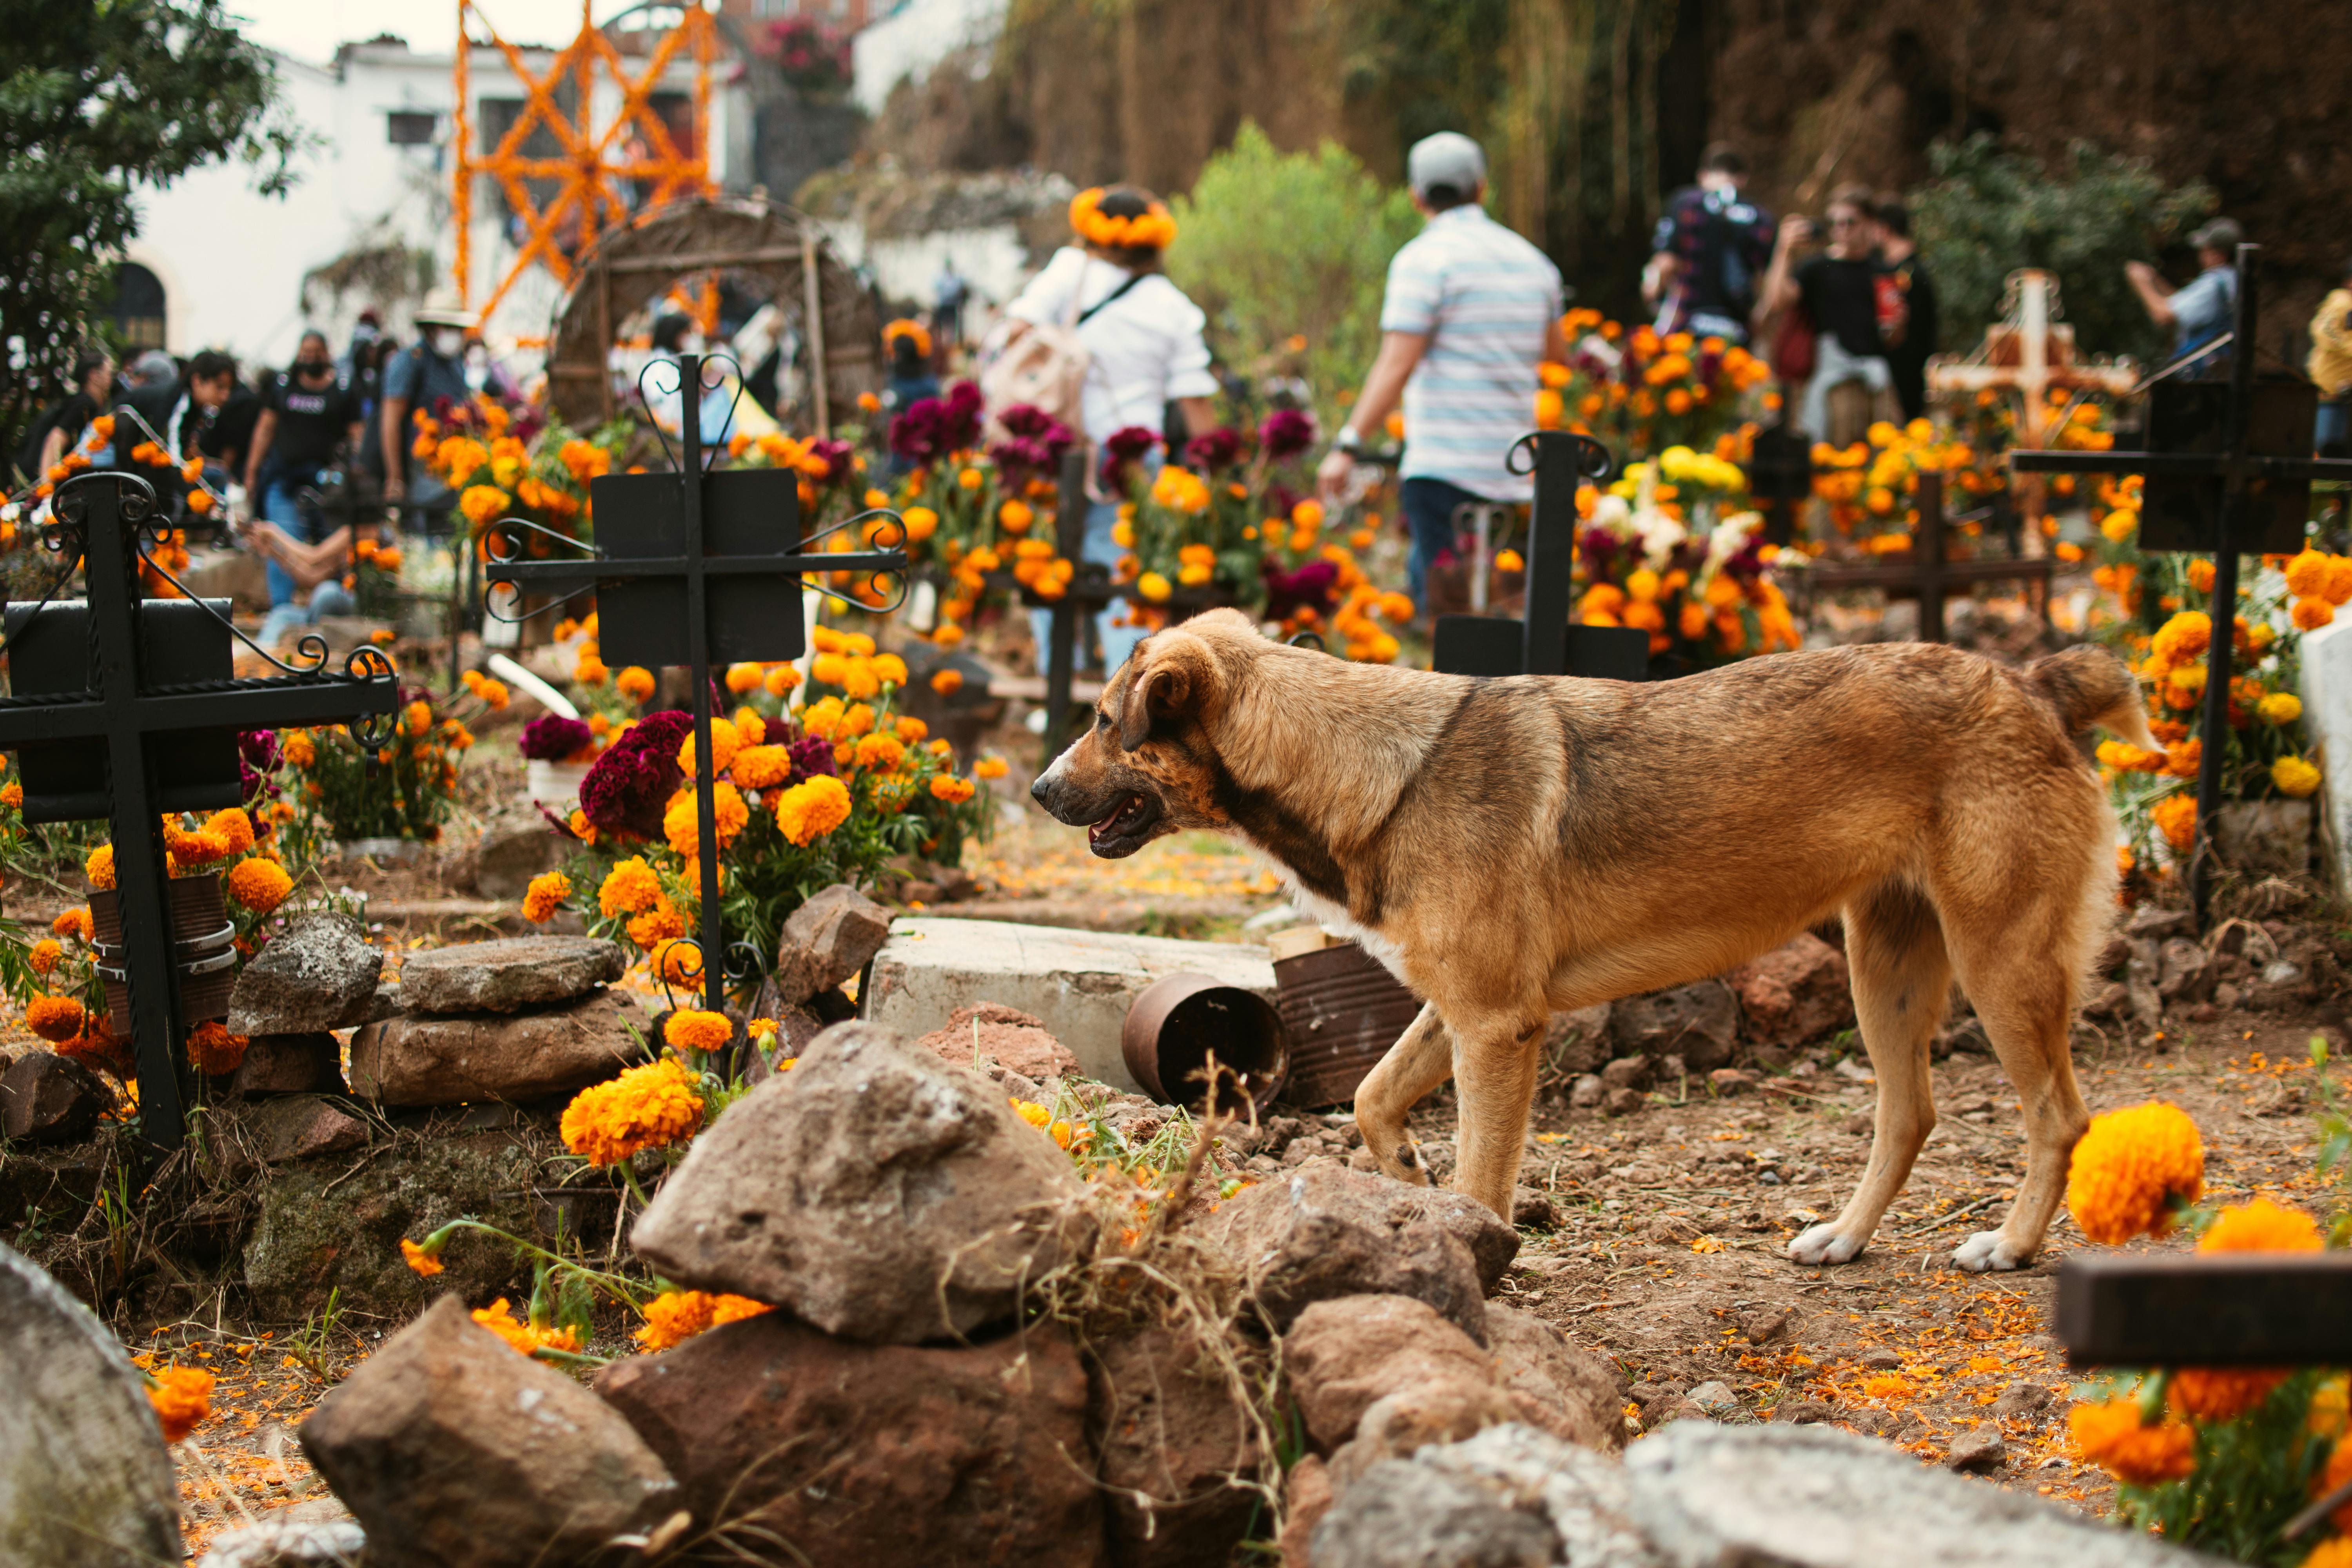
[227,0,634,68]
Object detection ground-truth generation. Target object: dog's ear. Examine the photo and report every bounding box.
[1119,632,1220,751]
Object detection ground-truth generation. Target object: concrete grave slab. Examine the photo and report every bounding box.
[863,917,1277,1091]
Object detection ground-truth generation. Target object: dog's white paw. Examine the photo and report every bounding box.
[1952,1230,2032,1272]
[1788,1223,1866,1265]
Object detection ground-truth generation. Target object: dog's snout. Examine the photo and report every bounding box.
[1030,773,1053,808]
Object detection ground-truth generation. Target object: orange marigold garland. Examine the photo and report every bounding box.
[559,1057,705,1167]
[1069,187,1178,250]
[2066,1102,2203,1244]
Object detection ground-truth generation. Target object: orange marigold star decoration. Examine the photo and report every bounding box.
[2066,1102,2203,1243]
[559,1057,705,1167]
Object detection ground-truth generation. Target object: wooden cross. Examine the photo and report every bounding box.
[1930,269,2141,452]
[1796,470,2053,643]
[0,472,400,1154]
[2011,243,2352,920]
[480,354,906,1014]
[1431,430,1649,679]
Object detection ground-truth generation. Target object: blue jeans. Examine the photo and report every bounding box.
[1401,476,1490,611]
[1029,495,1147,676]
[257,471,357,650]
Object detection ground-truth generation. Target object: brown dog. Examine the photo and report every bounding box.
[1034,609,2155,1272]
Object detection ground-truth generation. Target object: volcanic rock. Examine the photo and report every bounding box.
[227,913,382,1035]
[1726,935,1854,1050]
[1285,1294,1509,1450]
[1089,1325,1261,1567]
[347,989,649,1105]
[1485,1301,1628,1452]
[0,1052,109,1145]
[768,882,893,1007]
[395,935,624,1014]
[1609,980,1740,1072]
[915,1000,1082,1082]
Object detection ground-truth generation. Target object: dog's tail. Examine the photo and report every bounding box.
[2027,644,2156,750]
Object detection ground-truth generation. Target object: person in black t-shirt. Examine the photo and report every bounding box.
[240,331,364,647]
[1759,184,1898,440]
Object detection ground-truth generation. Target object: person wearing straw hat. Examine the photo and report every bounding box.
[379,285,480,518]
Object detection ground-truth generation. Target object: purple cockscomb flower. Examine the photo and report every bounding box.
[520,714,595,762]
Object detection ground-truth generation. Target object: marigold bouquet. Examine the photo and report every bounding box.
[1572,453,1798,667]
[1540,311,1774,458]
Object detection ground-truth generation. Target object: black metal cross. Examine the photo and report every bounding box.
[1796,470,2053,643]
[1430,430,1649,680]
[0,472,400,1155]
[2011,243,2352,921]
[480,354,906,1015]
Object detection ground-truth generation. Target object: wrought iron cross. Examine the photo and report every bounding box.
[1430,430,1649,680]
[0,472,400,1154]
[1796,470,2053,642]
[2010,243,2352,920]
[480,354,906,1015]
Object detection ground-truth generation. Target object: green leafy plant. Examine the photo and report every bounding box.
[1908,134,2216,363]
[1167,123,1422,432]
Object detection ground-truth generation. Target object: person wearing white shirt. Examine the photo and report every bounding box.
[1001,186,1219,674]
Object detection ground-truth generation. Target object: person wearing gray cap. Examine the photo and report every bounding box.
[1318,131,1565,613]
[2129,217,2241,376]
[379,285,481,518]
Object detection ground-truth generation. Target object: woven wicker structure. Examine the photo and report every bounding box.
[544,195,880,433]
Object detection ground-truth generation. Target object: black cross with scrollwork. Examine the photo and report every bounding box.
[0,472,399,1154]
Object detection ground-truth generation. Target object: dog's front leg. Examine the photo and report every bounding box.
[1354,1003,1452,1186]
[1450,1014,1544,1221]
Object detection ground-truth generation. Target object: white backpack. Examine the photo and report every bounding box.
[980,263,1146,432]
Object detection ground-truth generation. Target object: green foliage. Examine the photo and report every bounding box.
[1167,123,1422,430]
[0,0,307,458]
[1907,134,2216,362]
[1334,0,1510,162]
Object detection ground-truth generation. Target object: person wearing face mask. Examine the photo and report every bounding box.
[242,330,365,637]
[380,287,480,519]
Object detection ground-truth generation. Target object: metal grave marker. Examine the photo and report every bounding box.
[0,472,400,1154]
[1796,470,2053,643]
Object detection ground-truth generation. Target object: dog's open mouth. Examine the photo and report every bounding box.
[1086,793,1156,856]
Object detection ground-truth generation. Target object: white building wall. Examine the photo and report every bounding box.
[849,0,1004,115]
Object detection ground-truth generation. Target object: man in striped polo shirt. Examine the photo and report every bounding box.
[1319,132,1566,613]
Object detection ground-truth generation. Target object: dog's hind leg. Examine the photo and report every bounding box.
[1790,878,1951,1266]
[1942,902,2092,1273]
[1355,1002,1452,1187]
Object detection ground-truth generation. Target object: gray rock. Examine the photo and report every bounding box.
[447,811,566,900]
[1945,1422,2006,1473]
[229,1034,342,1096]
[1609,982,1739,1073]
[1624,1422,2203,1567]
[1602,1087,1646,1118]
[195,1517,367,1567]
[1991,1382,2053,1419]
[227,914,383,1035]
[2157,938,2212,1004]
[395,935,624,1014]
[1570,1074,1604,1109]
[299,1297,679,1568]
[2125,906,2195,942]
[1310,1424,1659,1568]
[769,882,894,1007]
[1599,1057,1648,1092]
[348,989,650,1105]
[0,1052,108,1145]
[629,1022,1098,1343]
[245,1096,370,1164]
[1199,1164,1508,1342]
[0,1242,179,1567]
[1684,1381,1737,1416]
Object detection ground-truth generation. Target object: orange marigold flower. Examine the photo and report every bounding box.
[2066,1102,2203,1244]
[0,781,20,809]
[628,900,686,950]
[974,754,1008,780]
[26,995,85,1042]
[732,744,792,789]
[853,733,906,773]
[2069,1397,2195,1485]
[616,666,657,702]
[662,781,749,857]
[633,1289,775,1351]
[774,774,852,846]
[560,1057,704,1167]
[664,1009,734,1053]
[186,1020,249,1075]
[2294,596,2336,632]
[2152,794,2198,853]
[598,856,664,918]
[148,1366,214,1444]
[86,844,115,890]
[226,857,294,915]
[725,661,765,693]
[2317,1437,2352,1535]
[764,664,804,697]
[400,1238,445,1277]
[205,808,256,857]
[28,938,62,975]
[2284,548,2331,599]
[281,730,316,768]
[52,907,92,942]
[470,1297,581,1357]
[523,871,571,924]
[678,722,742,778]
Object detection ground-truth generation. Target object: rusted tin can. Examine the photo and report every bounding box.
[1272,942,1421,1107]
[91,874,238,1026]
[1122,971,1289,1114]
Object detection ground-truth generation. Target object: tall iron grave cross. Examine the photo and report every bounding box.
[2059,1246,2352,1546]
[481,354,907,1014]
[1794,470,2052,643]
[2011,243,2352,921]
[0,472,401,1156]
[1430,430,1650,680]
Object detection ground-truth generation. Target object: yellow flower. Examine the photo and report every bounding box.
[522,872,570,924]
[226,858,293,915]
[902,506,938,542]
[2066,1102,2203,1244]
[2069,1397,2195,1485]
[2285,548,2331,599]
[459,485,511,525]
[853,733,906,773]
[731,744,792,789]
[2150,611,2211,670]
[664,1009,734,1053]
[2274,755,2322,798]
[1136,572,1172,603]
[400,1237,445,1277]
[725,661,765,693]
[663,782,748,857]
[677,722,741,778]
[2259,691,2303,726]
[774,773,852,846]
[765,664,804,697]
[559,1057,705,1167]
[148,1366,214,1444]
